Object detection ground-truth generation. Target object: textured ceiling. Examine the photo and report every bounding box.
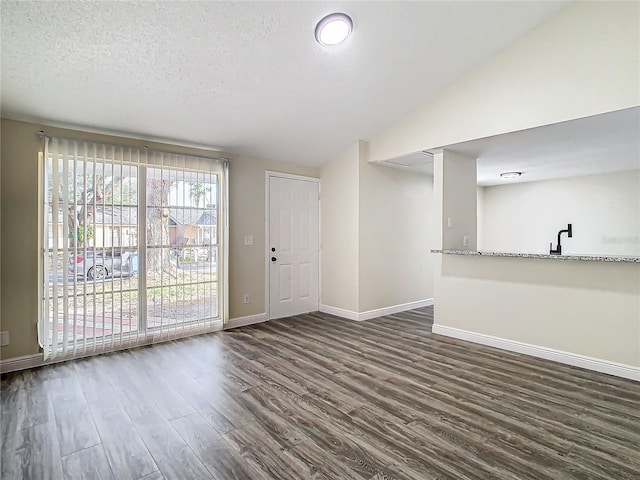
[1,1,566,166]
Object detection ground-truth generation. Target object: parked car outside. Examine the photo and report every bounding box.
[68,248,138,280]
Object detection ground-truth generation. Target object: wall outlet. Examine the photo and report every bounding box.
[447,217,453,228]
[463,236,470,247]
[0,331,9,347]
[243,294,250,304]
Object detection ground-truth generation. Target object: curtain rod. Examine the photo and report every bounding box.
[37,130,229,163]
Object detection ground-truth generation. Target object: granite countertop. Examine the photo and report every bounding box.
[430,249,640,263]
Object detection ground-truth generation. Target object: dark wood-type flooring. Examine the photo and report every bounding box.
[2,306,640,479]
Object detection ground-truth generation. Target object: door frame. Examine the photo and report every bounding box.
[264,171,321,321]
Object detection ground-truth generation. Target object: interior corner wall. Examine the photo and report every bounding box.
[320,141,435,315]
[366,1,640,163]
[358,146,434,312]
[319,143,360,313]
[0,118,318,361]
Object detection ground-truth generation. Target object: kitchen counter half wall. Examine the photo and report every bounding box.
[431,249,640,263]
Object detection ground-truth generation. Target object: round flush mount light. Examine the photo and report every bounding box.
[500,171,522,180]
[315,13,353,46]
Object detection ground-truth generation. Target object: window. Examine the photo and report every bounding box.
[40,137,228,360]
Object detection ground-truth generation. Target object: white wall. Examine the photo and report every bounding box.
[436,255,640,367]
[479,170,640,256]
[367,1,640,163]
[320,141,435,314]
[359,146,434,312]
[319,143,360,312]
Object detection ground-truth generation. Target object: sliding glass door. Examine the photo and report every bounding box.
[41,138,227,360]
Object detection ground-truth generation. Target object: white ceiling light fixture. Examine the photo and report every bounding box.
[315,13,353,46]
[500,171,522,180]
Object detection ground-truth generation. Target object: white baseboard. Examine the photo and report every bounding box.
[225,312,268,329]
[321,298,434,322]
[319,305,360,321]
[432,324,640,382]
[358,298,434,321]
[0,354,44,374]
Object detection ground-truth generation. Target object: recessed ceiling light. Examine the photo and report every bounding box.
[315,13,353,46]
[500,171,522,180]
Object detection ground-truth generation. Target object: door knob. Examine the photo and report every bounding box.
[271,257,277,262]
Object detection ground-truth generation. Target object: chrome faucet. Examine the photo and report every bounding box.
[549,224,572,255]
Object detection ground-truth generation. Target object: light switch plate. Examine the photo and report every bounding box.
[0,331,9,347]
[244,235,254,246]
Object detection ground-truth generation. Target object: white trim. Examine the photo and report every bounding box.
[358,298,434,321]
[0,354,45,374]
[320,298,434,322]
[265,171,321,183]
[432,324,640,382]
[225,312,268,329]
[320,304,361,321]
[265,171,321,321]
[264,173,270,320]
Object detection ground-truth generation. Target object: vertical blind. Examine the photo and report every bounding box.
[40,136,228,360]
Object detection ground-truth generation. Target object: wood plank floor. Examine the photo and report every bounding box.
[2,306,640,479]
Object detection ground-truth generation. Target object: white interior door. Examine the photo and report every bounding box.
[268,175,319,320]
